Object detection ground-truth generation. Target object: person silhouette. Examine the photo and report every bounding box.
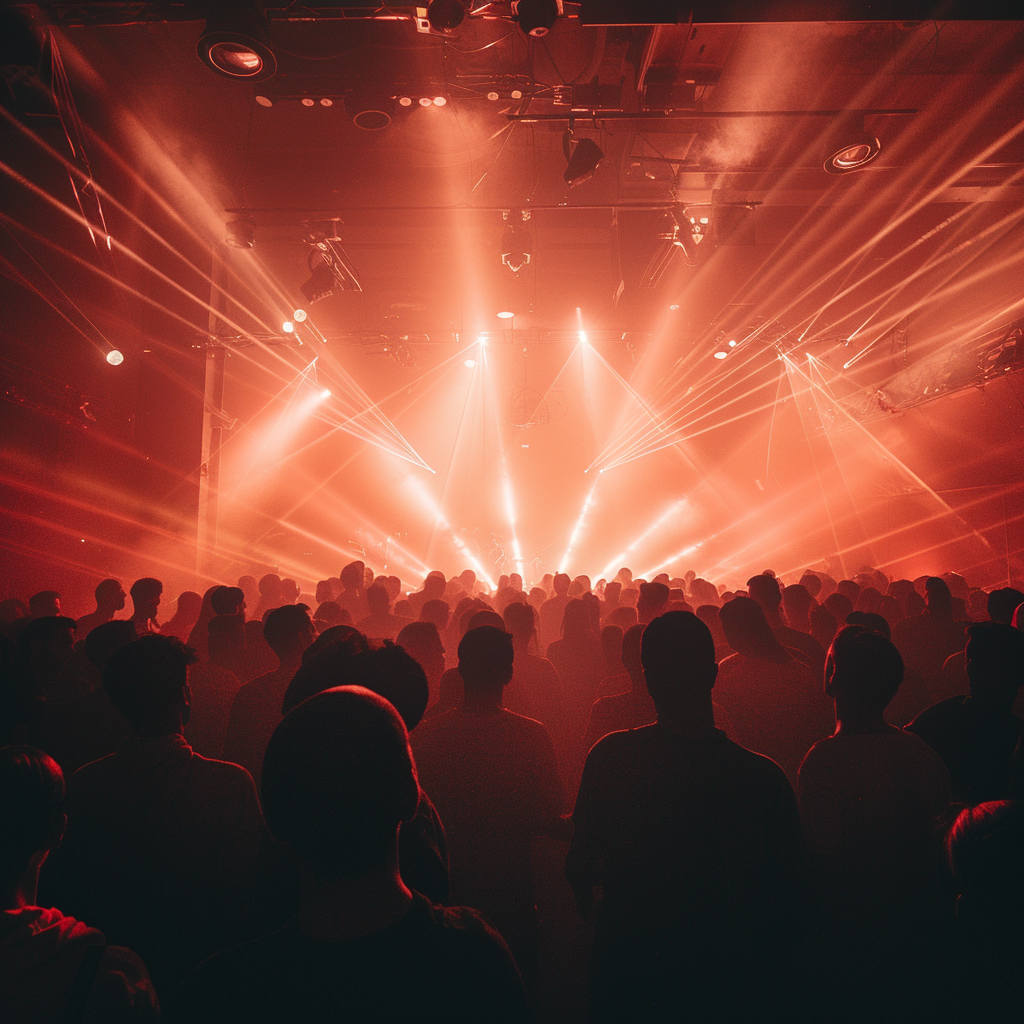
[172,686,528,1023]
[566,611,804,1023]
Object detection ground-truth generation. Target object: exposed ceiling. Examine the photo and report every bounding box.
[2,4,1023,590]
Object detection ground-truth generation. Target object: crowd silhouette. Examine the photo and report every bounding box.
[2,561,1023,1022]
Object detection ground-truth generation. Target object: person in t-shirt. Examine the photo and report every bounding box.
[43,635,264,997]
[1,744,159,1024]
[566,611,804,1023]
[172,686,528,1024]
[798,625,952,1022]
[908,622,1024,804]
[411,625,566,973]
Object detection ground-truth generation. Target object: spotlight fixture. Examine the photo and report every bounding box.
[514,0,558,37]
[501,223,532,277]
[301,254,338,304]
[427,0,466,31]
[563,131,604,188]
[496,310,515,319]
[225,216,256,249]
[197,1,276,81]
[106,349,124,366]
[713,350,728,360]
[282,320,294,333]
[292,308,308,322]
[822,118,881,174]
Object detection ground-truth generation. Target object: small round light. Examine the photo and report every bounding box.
[293,308,308,322]
[713,351,728,360]
[106,349,124,366]
[510,89,523,99]
[418,97,432,108]
[464,358,477,368]
[487,91,499,101]
[478,334,489,346]
[669,303,680,310]
[433,96,447,107]
[255,95,273,107]
[319,98,333,107]
[282,321,294,333]
[728,339,737,347]
[301,97,315,107]
[399,96,413,107]
[496,310,514,319]
[321,388,332,398]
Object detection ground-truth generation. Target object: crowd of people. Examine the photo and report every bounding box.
[2,560,1023,1022]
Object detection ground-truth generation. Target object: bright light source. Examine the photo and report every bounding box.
[496,310,514,319]
[418,97,432,107]
[503,479,517,526]
[728,339,737,347]
[521,444,529,448]
[399,96,412,107]
[293,308,308,322]
[511,89,522,99]
[106,349,124,366]
[319,98,333,107]
[433,96,447,107]
[478,334,489,347]
[487,91,499,101]
[464,358,477,368]
[669,303,680,310]
[282,321,294,333]
[301,98,315,107]
[713,351,728,360]
[320,388,332,398]
[255,95,273,107]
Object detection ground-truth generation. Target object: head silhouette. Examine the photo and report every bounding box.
[103,634,196,738]
[988,588,1024,625]
[94,579,126,613]
[965,622,1024,707]
[719,596,790,663]
[825,625,903,718]
[639,611,717,720]
[261,687,419,878]
[458,625,514,694]
[0,745,66,888]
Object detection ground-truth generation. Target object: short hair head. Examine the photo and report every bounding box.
[211,585,245,615]
[458,625,514,691]
[746,573,782,608]
[261,687,419,877]
[263,604,314,656]
[965,622,1024,698]
[282,625,371,716]
[28,592,61,618]
[366,583,389,614]
[640,611,717,714]
[826,625,903,715]
[94,579,125,606]
[129,578,162,603]
[503,600,535,642]
[103,635,197,736]
[988,588,1024,625]
[0,745,65,882]
[340,561,365,591]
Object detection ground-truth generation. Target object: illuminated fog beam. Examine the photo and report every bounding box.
[406,476,497,589]
[598,499,688,579]
[0,167,296,368]
[599,368,785,473]
[637,542,703,581]
[559,483,599,574]
[784,354,991,554]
